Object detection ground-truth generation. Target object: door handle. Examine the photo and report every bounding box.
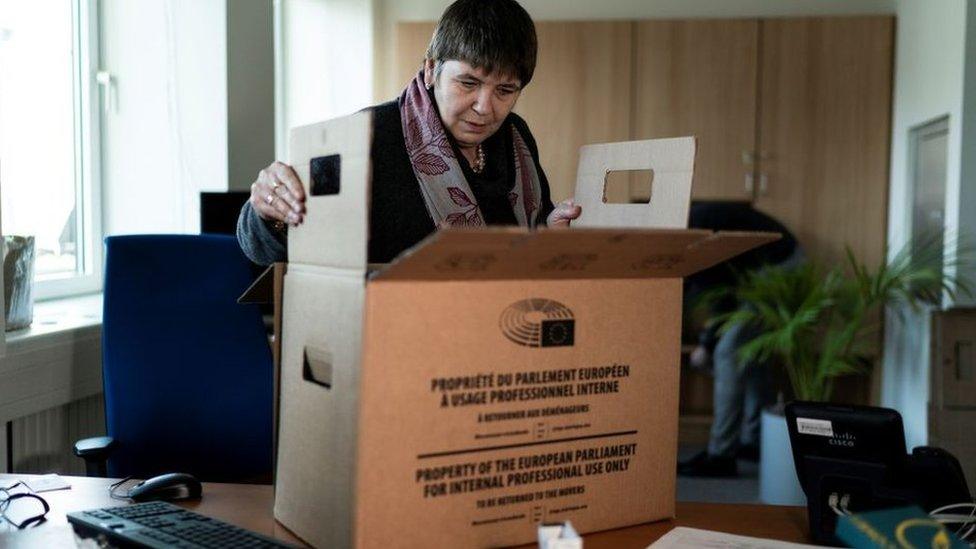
[741,150,756,166]
[96,70,116,113]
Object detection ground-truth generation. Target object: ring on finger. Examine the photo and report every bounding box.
[271,179,281,190]
[265,193,276,205]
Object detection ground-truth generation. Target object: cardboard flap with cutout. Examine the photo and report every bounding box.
[573,136,696,229]
[287,111,372,271]
[376,135,777,282]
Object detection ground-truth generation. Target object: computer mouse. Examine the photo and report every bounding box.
[127,472,202,502]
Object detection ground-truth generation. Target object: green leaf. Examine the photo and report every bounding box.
[716,232,974,402]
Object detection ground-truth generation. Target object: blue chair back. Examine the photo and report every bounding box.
[101,234,273,481]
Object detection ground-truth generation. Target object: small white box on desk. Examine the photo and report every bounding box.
[538,521,582,549]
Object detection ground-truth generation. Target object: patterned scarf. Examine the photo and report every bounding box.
[399,71,543,228]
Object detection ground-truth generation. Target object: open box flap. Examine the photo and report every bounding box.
[237,264,276,304]
[236,262,286,485]
[574,137,695,229]
[372,227,779,281]
[286,111,372,271]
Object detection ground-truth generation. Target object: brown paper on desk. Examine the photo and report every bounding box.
[266,111,779,548]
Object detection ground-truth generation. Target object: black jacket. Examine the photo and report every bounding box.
[683,200,801,350]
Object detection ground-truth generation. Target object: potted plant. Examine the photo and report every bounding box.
[710,234,971,505]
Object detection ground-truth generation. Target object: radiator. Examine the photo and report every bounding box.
[9,394,105,475]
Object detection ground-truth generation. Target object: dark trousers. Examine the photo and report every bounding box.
[706,320,772,458]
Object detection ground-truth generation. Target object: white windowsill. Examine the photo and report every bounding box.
[5,292,103,353]
[1,293,104,473]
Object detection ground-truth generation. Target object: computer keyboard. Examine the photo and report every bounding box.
[67,501,295,548]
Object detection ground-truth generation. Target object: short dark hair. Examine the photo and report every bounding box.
[426,0,537,87]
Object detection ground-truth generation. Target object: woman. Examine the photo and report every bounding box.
[237,0,580,265]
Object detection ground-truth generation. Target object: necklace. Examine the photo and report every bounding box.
[471,144,486,174]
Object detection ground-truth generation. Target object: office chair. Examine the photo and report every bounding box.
[74,234,274,482]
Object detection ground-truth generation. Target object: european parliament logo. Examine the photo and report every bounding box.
[499,298,575,348]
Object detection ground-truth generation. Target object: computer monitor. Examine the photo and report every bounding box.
[200,191,273,319]
[200,191,250,235]
[786,402,970,544]
[787,401,907,496]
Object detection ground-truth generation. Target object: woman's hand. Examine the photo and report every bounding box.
[547,198,582,228]
[249,161,306,226]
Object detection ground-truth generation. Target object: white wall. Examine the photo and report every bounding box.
[956,1,976,302]
[100,0,229,236]
[100,0,276,233]
[278,0,374,160]
[0,183,4,353]
[374,0,896,100]
[882,0,970,448]
[228,0,276,191]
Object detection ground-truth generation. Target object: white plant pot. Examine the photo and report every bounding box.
[759,407,806,506]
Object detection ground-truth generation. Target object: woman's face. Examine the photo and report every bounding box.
[424,59,522,150]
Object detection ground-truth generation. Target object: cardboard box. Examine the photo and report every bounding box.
[927,406,976,494]
[929,308,976,410]
[266,111,777,548]
[928,308,976,492]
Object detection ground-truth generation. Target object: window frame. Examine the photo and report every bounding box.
[32,0,103,301]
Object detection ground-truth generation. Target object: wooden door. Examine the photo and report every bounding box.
[756,17,893,267]
[395,21,633,203]
[394,22,436,97]
[633,19,760,202]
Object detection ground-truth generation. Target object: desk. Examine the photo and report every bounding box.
[1,474,811,547]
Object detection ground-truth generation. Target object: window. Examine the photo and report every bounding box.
[0,0,101,300]
[909,116,949,287]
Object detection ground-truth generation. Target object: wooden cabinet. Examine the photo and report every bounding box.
[632,16,893,265]
[393,17,893,265]
[514,22,633,202]
[394,22,435,95]
[755,17,893,267]
[633,20,759,202]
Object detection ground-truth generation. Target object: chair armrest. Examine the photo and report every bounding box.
[73,436,116,477]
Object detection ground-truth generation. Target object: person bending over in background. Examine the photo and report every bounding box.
[678,201,801,478]
[237,0,580,265]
